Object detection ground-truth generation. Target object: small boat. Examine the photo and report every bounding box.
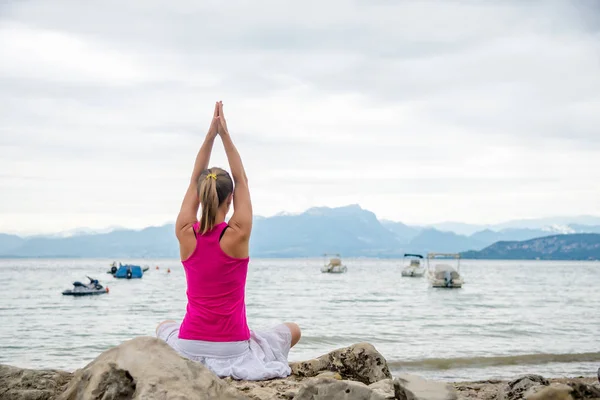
[113,264,144,279]
[321,254,347,274]
[401,253,425,277]
[108,262,149,275]
[62,276,108,296]
[425,253,464,288]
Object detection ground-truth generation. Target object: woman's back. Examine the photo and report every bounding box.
[157,101,299,381]
[179,221,250,342]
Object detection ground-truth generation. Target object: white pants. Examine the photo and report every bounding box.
[156,322,292,381]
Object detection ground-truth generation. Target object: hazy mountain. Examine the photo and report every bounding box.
[407,229,484,253]
[0,205,403,258]
[469,228,550,248]
[428,222,487,236]
[380,220,421,243]
[430,216,600,236]
[462,234,600,260]
[1,206,599,258]
[251,204,403,257]
[0,234,25,255]
[3,225,179,258]
[467,225,600,249]
[567,224,600,234]
[39,225,126,238]
[493,216,600,231]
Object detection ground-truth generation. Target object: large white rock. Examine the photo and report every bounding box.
[294,377,387,400]
[0,339,398,400]
[58,336,247,400]
[0,364,72,400]
[393,373,457,400]
[290,342,391,385]
[499,374,550,400]
[525,383,574,400]
[369,378,396,399]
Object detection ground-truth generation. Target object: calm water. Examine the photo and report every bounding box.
[0,258,598,381]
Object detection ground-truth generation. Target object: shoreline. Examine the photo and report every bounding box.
[2,365,598,400]
[2,340,599,400]
[6,361,597,383]
[5,351,600,384]
[4,359,598,383]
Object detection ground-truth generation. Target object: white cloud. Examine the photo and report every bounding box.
[0,23,156,85]
[0,0,599,234]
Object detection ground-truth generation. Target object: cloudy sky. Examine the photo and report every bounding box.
[1,0,599,234]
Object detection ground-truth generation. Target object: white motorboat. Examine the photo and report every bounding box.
[321,254,347,274]
[401,253,425,277]
[425,253,464,288]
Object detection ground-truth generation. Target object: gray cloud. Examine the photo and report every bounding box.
[1,0,599,233]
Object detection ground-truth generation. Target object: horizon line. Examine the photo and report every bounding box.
[2,203,600,237]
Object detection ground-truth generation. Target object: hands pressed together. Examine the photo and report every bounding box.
[200,99,247,186]
[208,101,229,139]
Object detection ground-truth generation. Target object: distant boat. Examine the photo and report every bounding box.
[425,253,464,288]
[321,253,347,274]
[108,262,145,279]
[108,261,148,277]
[401,253,425,277]
[62,276,108,296]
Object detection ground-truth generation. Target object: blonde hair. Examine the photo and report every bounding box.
[198,167,233,234]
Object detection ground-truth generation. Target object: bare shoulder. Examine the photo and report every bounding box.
[177,224,197,261]
[219,224,250,259]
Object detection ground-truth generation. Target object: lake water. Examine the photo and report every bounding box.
[0,258,598,381]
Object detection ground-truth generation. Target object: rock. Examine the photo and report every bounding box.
[290,342,391,385]
[20,340,595,400]
[526,383,574,400]
[509,375,549,388]
[228,349,386,400]
[58,336,247,400]
[247,386,281,399]
[283,389,299,399]
[453,380,504,400]
[294,377,387,400]
[228,342,391,399]
[229,377,301,400]
[563,381,600,399]
[369,379,395,399]
[393,374,457,400]
[0,340,394,400]
[501,375,550,400]
[0,364,73,400]
[315,371,343,380]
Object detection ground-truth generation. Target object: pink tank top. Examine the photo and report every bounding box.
[179,222,251,341]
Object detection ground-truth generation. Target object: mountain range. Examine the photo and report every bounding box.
[462,234,600,260]
[1,205,600,258]
[427,217,600,236]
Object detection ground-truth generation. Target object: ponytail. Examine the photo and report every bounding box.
[198,168,234,235]
[198,170,219,234]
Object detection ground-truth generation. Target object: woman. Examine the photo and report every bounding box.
[156,101,301,381]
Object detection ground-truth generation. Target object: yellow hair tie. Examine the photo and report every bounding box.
[206,173,217,180]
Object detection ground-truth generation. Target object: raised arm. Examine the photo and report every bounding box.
[216,101,252,240]
[175,102,219,240]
